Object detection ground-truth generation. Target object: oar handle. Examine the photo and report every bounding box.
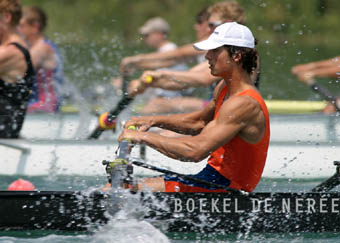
[116,125,136,159]
[145,75,153,84]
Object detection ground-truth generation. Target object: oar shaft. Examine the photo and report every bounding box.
[309,81,340,111]
[311,83,335,101]
[117,140,131,159]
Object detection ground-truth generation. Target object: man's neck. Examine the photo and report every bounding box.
[157,39,170,50]
[26,34,44,47]
[1,28,18,45]
[224,68,253,96]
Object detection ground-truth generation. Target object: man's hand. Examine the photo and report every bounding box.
[296,71,316,85]
[291,63,317,86]
[128,79,146,96]
[291,63,315,75]
[124,116,154,132]
[127,71,160,96]
[291,64,316,86]
[140,70,161,84]
[118,128,143,143]
[120,56,141,73]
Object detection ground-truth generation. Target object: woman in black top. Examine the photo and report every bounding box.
[0,0,35,138]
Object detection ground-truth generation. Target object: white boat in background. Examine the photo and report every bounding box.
[1,100,339,179]
[19,100,330,140]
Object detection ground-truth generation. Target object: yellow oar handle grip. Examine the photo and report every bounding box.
[145,75,153,84]
[127,125,137,130]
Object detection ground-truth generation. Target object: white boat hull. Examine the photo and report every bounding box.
[1,110,339,179]
[1,138,339,179]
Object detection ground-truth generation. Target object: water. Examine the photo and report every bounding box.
[1,175,339,242]
[1,231,340,243]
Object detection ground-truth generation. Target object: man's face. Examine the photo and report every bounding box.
[207,13,223,34]
[143,31,164,49]
[194,19,210,41]
[207,13,234,34]
[18,18,36,39]
[205,47,233,77]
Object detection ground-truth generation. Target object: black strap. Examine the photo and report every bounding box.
[9,42,35,80]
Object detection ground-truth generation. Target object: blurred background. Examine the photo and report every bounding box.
[21,0,340,101]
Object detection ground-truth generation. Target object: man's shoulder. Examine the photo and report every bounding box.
[221,94,262,121]
[32,39,56,58]
[159,42,177,52]
[227,94,259,109]
[0,44,23,61]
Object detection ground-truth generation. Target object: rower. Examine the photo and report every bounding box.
[0,0,35,138]
[118,22,270,193]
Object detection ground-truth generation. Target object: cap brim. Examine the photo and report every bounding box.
[193,39,224,51]
[139,26,150,35]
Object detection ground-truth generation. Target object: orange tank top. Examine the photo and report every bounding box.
[207,85,270,192]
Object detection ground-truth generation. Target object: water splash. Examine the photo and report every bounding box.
[92,189,170,243]
[93,216,170,243]
[58,79,94,139]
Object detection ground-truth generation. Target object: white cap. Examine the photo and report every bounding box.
[194,22,255,50]
[139,17,170,35]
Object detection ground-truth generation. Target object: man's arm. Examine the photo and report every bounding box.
[291,56,340,76]
[120,94,262,162]
[128,61,218,96]
[121,43,204,71]
[124,99,215,135]
[29,43,47,69]
[151,61,218,88]
[30,41,57,71]
[295,65,340,83]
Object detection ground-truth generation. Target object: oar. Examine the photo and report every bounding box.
[306,79,340,111]
[131,159,248,196]
[88,75,153,139]
[88,73,133,139]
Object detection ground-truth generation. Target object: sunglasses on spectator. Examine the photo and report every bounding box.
[208,21,222,28]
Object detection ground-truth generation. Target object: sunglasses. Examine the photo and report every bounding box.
[208,21,222,29]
